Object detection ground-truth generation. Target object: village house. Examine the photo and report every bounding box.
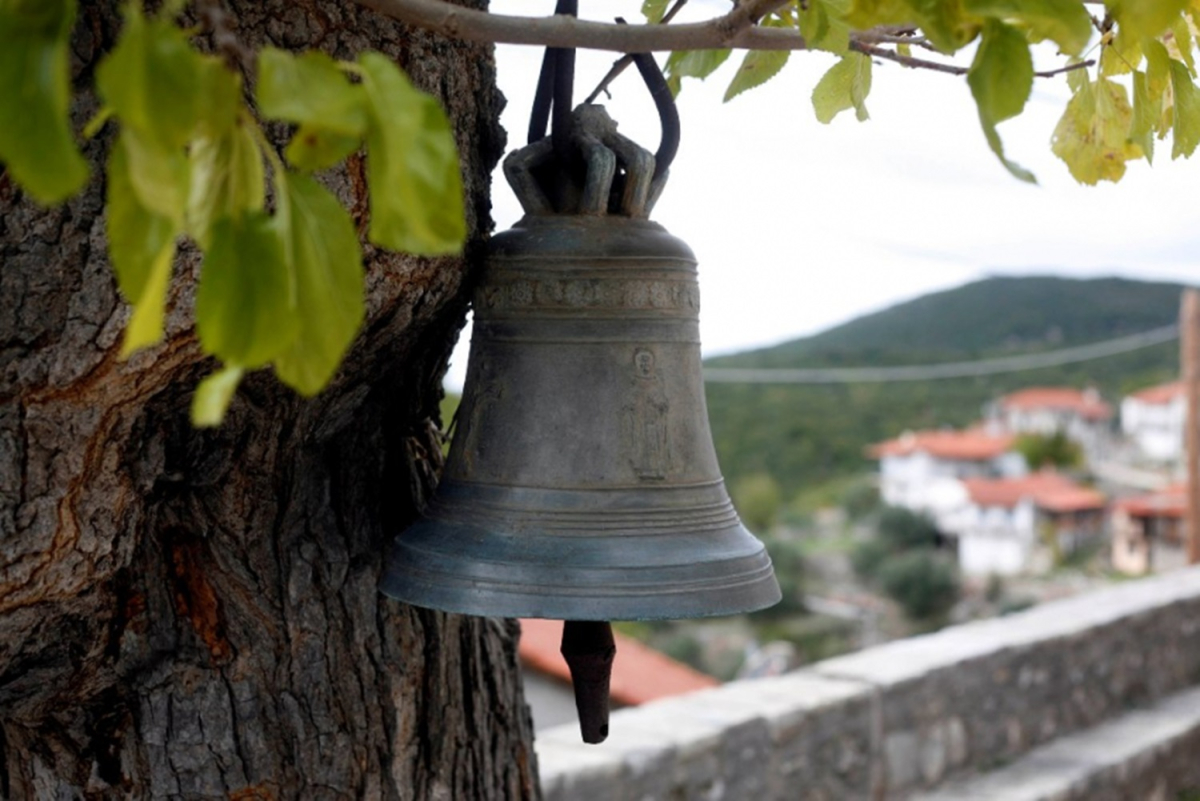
[1120,380,1185,465]
[518,618,717,731]
[868,429,1026,532]
[1110,484,1189,575]
[947,471,1107,576]
[987,386,1112,454]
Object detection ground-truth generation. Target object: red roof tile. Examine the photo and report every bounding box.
[963,471,1106,512]
[998,387,1112,420]
[1128,381,1185,405]
[868,429,1016,461]
[1114,484,1187,518]
[518,619,718,707]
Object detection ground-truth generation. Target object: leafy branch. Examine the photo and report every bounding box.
[0,0,467,425]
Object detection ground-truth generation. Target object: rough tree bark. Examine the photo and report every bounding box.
[0,1,539,798]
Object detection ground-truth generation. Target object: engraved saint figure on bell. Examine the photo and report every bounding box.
[624,348,671,480]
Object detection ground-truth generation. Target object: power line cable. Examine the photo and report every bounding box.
[702,324,1180,384]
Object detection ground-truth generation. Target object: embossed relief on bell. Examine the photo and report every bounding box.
[479,274,699,315]
[623,348,673,481]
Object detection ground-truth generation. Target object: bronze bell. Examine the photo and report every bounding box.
[381,211,780,620]
[382,45,779,743]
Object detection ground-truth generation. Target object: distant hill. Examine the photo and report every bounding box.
[705,276,1189,498]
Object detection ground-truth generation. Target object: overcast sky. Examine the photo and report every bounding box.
[445,0,1199,389]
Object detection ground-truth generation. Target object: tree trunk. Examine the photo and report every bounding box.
[0,1,537,798]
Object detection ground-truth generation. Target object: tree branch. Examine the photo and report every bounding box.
[585,0,690,104]
[353,0,807,52]
[354,0,1098,83]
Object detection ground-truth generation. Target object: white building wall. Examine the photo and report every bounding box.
[879,451,1028,526]
[955,500,1037,577]
[1122,396,1185,463]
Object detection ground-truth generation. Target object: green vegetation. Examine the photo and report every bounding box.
[1016,431,1083,470]
[877,552,960,622]
[731,472,784,533]
[760,535,806,617]
[706,276,1186,498]
[853,507,961,622]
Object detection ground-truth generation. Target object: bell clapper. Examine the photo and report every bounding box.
[560,620,616,744]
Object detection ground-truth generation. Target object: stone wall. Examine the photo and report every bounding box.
[537,567,1200,800]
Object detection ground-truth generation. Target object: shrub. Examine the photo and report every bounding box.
[877,551,960,621]
[877,506,941,551]
[733,472,783,533]
[851,537,893,579]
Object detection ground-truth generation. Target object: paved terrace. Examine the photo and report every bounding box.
[537,567,1200,800]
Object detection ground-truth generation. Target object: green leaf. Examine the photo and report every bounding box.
[186,122,265,249]
[1169,58,1200,158]
[905,0,983,53]
[256,49,366,171]
[1105,0,1188,47]
[1167,15,1196,74]
[273,174,365,395]
[968,20,1037,182]
[194,57,243,140]
[1130,70,1156,162]
[724,50,790,102]
[1145,39,1173,135]
[359,52,465,255]
[812,53,873,123]
[962,0,1093,56]
[196,213,297,368]
[642,0,669,23]
[846,0,917,30]
[0,0,89,203]
[4,0,76,37]
[257,48,367,136]
[122,241,175,356]
[191,364,245,427]
[1051,78,1141,184]
[1067,60,1090,92]
[798,0,852,55]
[1099,33,1140,76]
[106,137,177,355]
[284,124,361,172]
[665,49,732,84]
[96,4,203,149]
[120,125,190,224]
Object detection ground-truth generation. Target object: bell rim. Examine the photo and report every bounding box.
[380,516,782,621]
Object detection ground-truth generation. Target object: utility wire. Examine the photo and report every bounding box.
[702,324,1180,384]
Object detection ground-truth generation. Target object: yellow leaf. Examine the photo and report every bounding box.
[1051,78,1143,184]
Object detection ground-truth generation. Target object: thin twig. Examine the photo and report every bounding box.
[853,30,934,51]
[584,0,689,104]
[850,41,969,75]
[195,0,253,72]
[1034,59,1095,78]
[854,41,1095,79]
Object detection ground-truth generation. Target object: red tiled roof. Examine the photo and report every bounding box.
[868,429,1016,461]
[963,471,1106,512]
[1114,484,1187,518]
[518,619,718,706]
[998,387,1112,420]
[1128,381,1185,405]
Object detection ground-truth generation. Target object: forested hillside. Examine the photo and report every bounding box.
[705,277,1188,496]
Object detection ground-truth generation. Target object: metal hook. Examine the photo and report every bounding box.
[527,0,578,150]
[630,51,680,181]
